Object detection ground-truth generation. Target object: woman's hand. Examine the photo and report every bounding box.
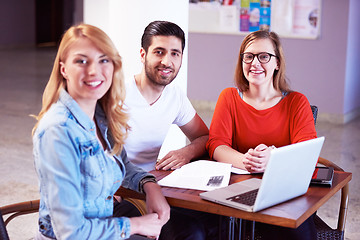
[243,144,274,173]
[129,182,170,239]
[129,213,162,238]
[143,182,170,225]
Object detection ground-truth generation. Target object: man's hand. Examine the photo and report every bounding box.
[155,148,191,170]
[155,113,209,171]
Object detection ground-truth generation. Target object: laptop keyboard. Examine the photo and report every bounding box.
[226,189,259,206]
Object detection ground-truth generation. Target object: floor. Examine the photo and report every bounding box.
[0,47,359,240]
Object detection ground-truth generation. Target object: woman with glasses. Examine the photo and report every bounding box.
[206,30,317,239]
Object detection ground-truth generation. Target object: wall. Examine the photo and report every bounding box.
[73,0,84,25]
[188,0,359,123]
[0,0,84,48]
[344,0,360,121]
[0,0,35,47]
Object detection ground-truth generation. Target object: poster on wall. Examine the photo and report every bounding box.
[270,0,321,38]
[240,0,320,38]
[292,0,320,37]
[249,1,260,31]
[259,0,271,31]
[189,0,321,39]
[240,0,271,32]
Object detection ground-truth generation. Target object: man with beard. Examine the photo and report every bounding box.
[124,20,209,172]
[120,21,224,240]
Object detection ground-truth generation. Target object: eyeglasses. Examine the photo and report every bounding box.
[240,52,277,64]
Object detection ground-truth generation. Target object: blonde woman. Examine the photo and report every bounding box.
[32,23,169,239]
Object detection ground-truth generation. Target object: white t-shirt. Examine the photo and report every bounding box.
[124,78,196,171]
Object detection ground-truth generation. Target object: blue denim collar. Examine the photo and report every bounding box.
[59,89,96,133]
[95,103,113,151]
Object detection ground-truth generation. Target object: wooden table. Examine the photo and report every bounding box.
[117,170,352,239]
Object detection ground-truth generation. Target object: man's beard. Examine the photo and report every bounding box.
[144,60,178,87]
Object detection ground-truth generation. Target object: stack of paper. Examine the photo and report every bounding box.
[231,167,251,175]
[158,160,232,191]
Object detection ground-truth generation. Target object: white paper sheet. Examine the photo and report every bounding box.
[158,160,232,191]
[231,167,251,175]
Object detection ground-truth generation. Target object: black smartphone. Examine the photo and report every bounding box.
[311,166,334,186]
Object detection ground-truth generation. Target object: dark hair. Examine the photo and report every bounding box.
[234,30,290,93]
[141,20,185,52]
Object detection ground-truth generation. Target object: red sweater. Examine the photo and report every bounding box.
[207,88,317,159]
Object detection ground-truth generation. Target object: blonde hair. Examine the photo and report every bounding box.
[234,30,290,93]
[32,23,129,154]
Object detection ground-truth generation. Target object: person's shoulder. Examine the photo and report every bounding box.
[35,103,71,135]
[219,87,239,99]
[164,82,187,98]
[286,91,309,102]
[167,81,183,91]
[222,87,237,93]
[283,91,312,112]
[219,87,237,95]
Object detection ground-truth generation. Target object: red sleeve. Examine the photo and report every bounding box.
[206,88,236,159]
[288,92,317,143]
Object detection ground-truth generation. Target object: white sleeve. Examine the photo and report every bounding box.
[172,85,196,127]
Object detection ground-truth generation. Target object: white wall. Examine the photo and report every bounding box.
[84,0,189,153]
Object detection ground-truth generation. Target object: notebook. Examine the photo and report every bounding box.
[200,137,325,212]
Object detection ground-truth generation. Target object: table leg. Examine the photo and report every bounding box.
[249,220,255,240]
[228,217,243,240]
[228,217,235,240]
[239,220,255,240]
[237,218,242,240]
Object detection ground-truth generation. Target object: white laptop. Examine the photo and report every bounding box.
[200,137,325,212]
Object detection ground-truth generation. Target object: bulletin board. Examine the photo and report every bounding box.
[189,0,321,39]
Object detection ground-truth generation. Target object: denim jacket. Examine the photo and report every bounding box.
[33,89,154,239]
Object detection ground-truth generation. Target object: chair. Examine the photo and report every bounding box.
[1,199,153,240]
[314,157,349,240]
[310,105,349,239]
[124,197,147,215]
[0,199,39,240]
[311,105,318,125]
[0,210,10,240]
